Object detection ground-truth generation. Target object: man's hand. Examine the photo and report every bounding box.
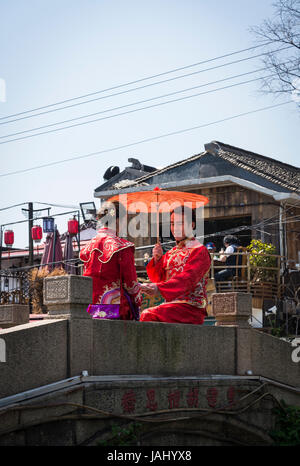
[153,243,163,262]
[140,283,159,296]
[219,248,227,262]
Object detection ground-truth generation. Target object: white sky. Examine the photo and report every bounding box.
[0,0,299,248]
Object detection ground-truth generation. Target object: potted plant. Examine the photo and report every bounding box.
[247,239,279,307]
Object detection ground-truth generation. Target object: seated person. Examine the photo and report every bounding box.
[205,242,216,254]
[140,206,211,325]
[79,202,142,320]
[214,235,240,282]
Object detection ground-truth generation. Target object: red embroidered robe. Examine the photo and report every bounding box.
[141,238,211,324]
[79,227,142,320]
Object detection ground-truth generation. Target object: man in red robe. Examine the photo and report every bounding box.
[80,204,142,320]
[140,207,211,324]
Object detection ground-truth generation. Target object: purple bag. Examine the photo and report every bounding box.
[86,253,140,321]
[87,303,120,319]
[86,289,139,321]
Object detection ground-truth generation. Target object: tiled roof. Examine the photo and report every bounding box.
[128,141,300,194]
[123,151,205,186]
[212,141,300,194]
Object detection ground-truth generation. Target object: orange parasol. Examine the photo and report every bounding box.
[107,187,209,242]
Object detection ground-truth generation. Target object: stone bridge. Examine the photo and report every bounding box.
[0,275,299,446]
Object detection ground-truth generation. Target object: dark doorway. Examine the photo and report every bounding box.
[204,216,252,250]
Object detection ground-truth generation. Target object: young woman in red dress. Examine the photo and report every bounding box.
[140,207,211,324]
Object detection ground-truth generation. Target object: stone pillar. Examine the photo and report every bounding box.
[43,274,93,319]
[211,292,252,328]
[43,274,94,377]
[0,304,29,328]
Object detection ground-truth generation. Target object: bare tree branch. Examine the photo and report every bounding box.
[250,0,300,107]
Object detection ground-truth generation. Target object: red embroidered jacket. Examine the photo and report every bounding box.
[146,238,211,309]
[79,228,142,319]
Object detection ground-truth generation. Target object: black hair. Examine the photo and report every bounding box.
[170,205,197,225]
[223,235,238,246]
[96,201,121,226]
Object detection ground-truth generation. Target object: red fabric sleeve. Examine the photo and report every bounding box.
[146,256,165,283]
[119,247,142,306]
[156,246,211,302]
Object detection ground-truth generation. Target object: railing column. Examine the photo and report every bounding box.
[43,274,93,319]
[43,274,94,377]
[212,292,252,328]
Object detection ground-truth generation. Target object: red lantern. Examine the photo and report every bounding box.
[4,230,14,248]
[68,218,78,235]
[32,225,43,243]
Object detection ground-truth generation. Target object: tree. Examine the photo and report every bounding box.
[250,0,300,105]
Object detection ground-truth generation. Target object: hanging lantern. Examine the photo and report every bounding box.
[4,230,14,248]
[68,217,79,235]
[32,225,43,243]
[43,217,55,233]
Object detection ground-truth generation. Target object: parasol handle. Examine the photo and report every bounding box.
[155,190,160,243]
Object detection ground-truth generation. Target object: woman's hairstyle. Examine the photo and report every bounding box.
[170,205,197,225]
[96,201,121,228]
[223,235,238,246]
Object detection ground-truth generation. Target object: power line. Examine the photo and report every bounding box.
[262,216,300,227]
[0,210,79,228]
[0,46,291,128]
[0,100,293,178]
[0,201,79,214]
[0,71,286,145]
[1,203,297,256]
[1,214,295,258]
[257,205,300,228]
[0,202,29,212]
[0,40,283,123]
[0,65,281,141]
[34,201,79,209]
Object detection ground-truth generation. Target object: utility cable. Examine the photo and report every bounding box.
[0,202,29,212]
[0,72,290,146]
[0,46,291,127]
[1,206,295,263]
[0,41,288,123]
[0,64,291,141]
[0,100,293,178]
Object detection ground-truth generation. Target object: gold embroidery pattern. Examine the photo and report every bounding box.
[165,248,191,280]
[166,298,207,309]
[96,281,121,304]
[123,280,143,305]
[161,240,209,308]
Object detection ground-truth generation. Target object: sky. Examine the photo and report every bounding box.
[0,0,299,248]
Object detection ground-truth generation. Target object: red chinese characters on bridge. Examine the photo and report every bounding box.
[167,390,181,409]
[146,389,158,412]
[186,388,199,408]
[206,387,218,408]
[227,386,235,406]
[121,390,136,414]
[120,385,236,413]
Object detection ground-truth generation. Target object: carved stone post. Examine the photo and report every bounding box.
[212,292,252,328]
[43,274,93,319]
[43,274,94,376]
[0,304,29,328]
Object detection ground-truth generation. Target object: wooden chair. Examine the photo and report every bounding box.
[214,246,247,293]
[232,246,248,292]
[206,277,216,316]
[234,246,247,279]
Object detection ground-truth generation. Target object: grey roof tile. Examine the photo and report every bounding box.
[129,141,300,193]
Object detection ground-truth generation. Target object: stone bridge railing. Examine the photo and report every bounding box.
[0,275,299,401]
